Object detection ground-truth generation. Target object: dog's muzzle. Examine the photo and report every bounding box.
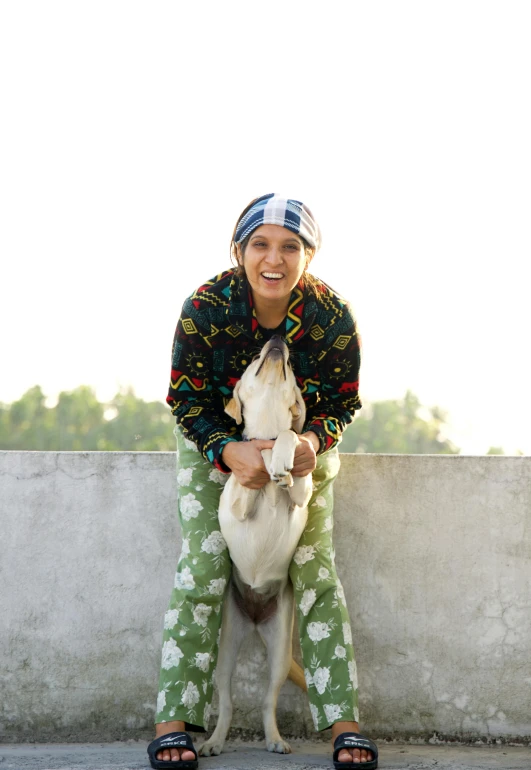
[256,335,288,378]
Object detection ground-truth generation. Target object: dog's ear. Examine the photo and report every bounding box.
[290,386,306,434]
[225,380,243,424]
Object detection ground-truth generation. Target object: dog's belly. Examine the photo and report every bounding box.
[219,480,308,592]
[230,569,283,624]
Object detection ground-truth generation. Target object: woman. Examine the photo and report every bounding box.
[148,194,377,769]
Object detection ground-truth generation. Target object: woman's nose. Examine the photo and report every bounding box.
[265,246,282,263]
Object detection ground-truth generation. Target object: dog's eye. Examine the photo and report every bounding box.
[252,354,261,362]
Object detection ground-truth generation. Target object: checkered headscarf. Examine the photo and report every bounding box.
[234,193,321,251]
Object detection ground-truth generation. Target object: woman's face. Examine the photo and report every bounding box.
[237,224,308,307]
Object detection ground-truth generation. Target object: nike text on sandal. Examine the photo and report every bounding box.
[333,731,378,770]
[147,731,198,770]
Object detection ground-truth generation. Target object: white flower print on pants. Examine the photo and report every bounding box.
[299,588,317,616]
[208,468,228,485]
[164,609,180,629]
[181,681,200,708]
[201,531,227,555]
[161,639,184,670]
[324,703,343,723]
[192,603,212,628]
[207,577,227,595]
[156,689,167,714]
[293,544,316,566]
[312,666,331,694]
[177,467,193,487]
[307,621,331,643]
[180,492,203,521]
[194,652,212,672]
[174,566,195,590]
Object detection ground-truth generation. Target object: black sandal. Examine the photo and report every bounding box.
[333,731,378,769]
[147,731,198,770]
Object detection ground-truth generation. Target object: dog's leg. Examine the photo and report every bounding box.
[230,483,260,521]
[268,433,313,507]
[261,447,287,489]
[288,474,313,508]
[267,431,298,487]
[260,448,274,474]
[256,582,295,754]
[199,587,252,757]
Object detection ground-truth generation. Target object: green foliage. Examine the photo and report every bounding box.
[0,386,175,451]
[339,390,460,454]
[1,386,459,454]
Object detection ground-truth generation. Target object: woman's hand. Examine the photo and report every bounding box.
[292,432,319,477]
[221,439,275,489]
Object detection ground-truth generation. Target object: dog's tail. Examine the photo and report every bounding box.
[287,658,308,691]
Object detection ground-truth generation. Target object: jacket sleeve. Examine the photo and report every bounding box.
[302,306,362,454]
[166,299,240,472]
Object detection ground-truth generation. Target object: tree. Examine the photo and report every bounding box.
[0,385,55,450]
[339,390,459,454]
[0,386,461,454]
[102,387,174,451]
[0,386,175,451]
[54,386,105,450]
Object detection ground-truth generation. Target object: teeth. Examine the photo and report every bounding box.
[262,272,283,279]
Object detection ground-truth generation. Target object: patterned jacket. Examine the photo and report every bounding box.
[167,269,362,472]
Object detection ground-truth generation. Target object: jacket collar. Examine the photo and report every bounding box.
[227,272,318,344]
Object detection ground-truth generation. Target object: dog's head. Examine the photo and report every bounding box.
[225,335,306,439]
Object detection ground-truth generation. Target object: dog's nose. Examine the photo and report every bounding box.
[270,335,282,344]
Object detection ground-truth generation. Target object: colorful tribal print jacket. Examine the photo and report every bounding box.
[167,269,362,472]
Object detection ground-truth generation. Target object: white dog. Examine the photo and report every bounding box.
[200,335,313,757]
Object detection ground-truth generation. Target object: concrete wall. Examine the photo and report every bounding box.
[1,451,530,743]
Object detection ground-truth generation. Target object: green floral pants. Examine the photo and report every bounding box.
[156,428,359,732]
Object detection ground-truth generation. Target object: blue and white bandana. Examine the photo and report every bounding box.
[234,193,321,251]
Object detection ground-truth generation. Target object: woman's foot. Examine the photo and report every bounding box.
[332,721,374,764]
[154,721,196,763]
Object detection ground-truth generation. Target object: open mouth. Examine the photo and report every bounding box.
[261,272,284,283]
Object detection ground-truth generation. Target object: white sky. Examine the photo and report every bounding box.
[1,1,530,454]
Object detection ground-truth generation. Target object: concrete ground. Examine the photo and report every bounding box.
[1,740,531,770]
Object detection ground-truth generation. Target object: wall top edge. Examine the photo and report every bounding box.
[0,450,528,459]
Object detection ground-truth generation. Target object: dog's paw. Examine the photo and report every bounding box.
[269,448,295,486]
[266,738,292,754]
[199,740,224,756]
[269,468,294,487]
[268,457,294,487]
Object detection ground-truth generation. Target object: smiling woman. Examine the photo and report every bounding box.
[148,194,377,770]
[231,194,322,325]
[236,224,308,329]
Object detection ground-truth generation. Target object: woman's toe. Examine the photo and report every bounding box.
[337,747,374,763]
[155,747,196,762]
[337,748,354,762]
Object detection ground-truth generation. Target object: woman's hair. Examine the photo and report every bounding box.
[230,196,321,295]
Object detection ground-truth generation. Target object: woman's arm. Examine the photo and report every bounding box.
[167,305,239,473]
[302,307,362,454]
